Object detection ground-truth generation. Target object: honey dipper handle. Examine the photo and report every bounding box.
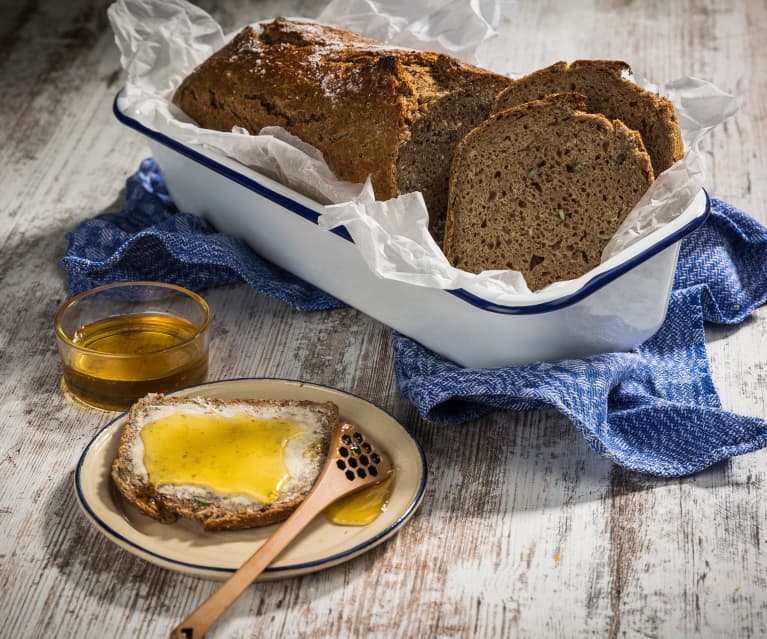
[169,477,342,639]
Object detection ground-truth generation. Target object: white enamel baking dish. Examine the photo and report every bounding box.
[114,94,710,368]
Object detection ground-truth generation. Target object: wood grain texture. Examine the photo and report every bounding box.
[0,0,765,637]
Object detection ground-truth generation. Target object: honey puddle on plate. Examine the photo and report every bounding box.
[324,472,394,526]
[140,412,392,524]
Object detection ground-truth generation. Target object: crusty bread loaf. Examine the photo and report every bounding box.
[111,394,338,531]
[173,18,512,243]
[443,93,654,291]
[493,60,683,175]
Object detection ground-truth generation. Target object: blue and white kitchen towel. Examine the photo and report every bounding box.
[63,158,767,477]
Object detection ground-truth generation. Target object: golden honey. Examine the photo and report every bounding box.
[325,472,394,526]
[139,411,392,524]
[141,413,304,502]
[61,313,208,410]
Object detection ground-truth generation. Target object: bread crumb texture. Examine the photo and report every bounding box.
[444,93,654,291]
[494,60,683,175]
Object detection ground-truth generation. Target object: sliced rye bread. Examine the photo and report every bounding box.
[173,18,512,243]
[111,394,338,531]
[443,93,654,291]
[493,60,683,175]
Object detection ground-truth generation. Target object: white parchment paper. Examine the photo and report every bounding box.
[108,0,738,302]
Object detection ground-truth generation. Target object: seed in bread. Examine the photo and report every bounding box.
[443,93,655,291]
[111,394,338,531]
[172,18,513,243]
[493,60,683,175]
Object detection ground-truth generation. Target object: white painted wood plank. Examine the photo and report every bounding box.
[0,1,765,638]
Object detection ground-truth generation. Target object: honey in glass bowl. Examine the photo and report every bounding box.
[55,282,211,411]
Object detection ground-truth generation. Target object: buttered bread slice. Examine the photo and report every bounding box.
[111,394,338,531]
[443,93,654,291]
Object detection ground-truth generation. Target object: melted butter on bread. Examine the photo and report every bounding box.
[141,413,306,503]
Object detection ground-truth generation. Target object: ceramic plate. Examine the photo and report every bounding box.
[74,378,427,580]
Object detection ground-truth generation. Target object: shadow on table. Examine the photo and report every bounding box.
[42,470,377,629]
[705,315,757,344]
[402,404,734,517]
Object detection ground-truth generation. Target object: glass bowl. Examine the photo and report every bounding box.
[55,281,211,410]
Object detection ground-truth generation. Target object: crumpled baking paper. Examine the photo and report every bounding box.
[108,0,738,301]
[317,0,508,64]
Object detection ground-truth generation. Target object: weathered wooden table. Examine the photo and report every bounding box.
[2,1,765,637]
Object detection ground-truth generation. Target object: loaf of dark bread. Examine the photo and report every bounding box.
[173,18,513,243]
[443,93,655,291]
[493,60,683,175]
[111,394,338,531]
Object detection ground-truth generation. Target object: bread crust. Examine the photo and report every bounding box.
[111,394,338,531]
[494,60,684,175]
[444,93,654,290]
[172,17,512,242]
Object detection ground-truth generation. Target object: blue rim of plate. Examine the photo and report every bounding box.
[74,377,428,576]
[114,91,711,316]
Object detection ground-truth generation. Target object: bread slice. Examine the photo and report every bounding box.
[172,18,512,243]
[111,394,338,531]
[493,60,683,175]
[443,93,654,291]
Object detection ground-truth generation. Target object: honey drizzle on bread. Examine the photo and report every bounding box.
[111,394,338,531]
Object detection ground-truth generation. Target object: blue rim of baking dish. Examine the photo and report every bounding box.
[114,92,711,315]
[74,377,428,577]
